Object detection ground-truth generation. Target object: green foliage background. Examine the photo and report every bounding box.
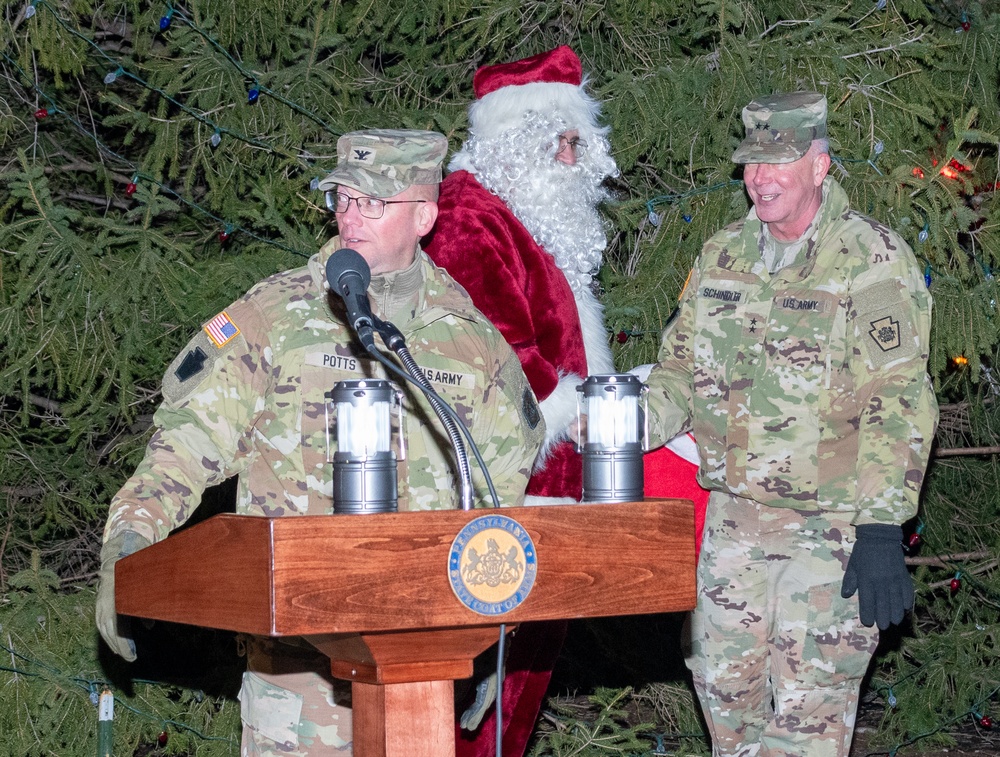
[1,0,999,753]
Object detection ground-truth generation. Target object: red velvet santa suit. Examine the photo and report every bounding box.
[425,169,590,499]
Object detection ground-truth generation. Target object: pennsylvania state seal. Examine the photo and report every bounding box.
[448,514,537,616]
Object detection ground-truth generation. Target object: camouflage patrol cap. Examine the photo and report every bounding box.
[317,129,448,198]
[732,92,828,164]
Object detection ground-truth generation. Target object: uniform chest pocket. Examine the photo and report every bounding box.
[692,279,754,361]
[765,289,841,390]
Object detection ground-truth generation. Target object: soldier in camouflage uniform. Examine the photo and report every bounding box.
[644,93,938,756]
[95,129,545,756]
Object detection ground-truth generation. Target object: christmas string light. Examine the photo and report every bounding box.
[165,5,342,135]
[0,637,234,747]
[3,52,316,260]
[613,325,662,343]
[25,0,317,163]
[867,140,885,176]
[862,684,1000,757]
[950,571,962,594]
[645,179,743,225]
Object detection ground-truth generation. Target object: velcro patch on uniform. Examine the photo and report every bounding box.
[522,387,541,430]
[175,347,207,382]
[421,367,476,391]
[698,277,753,308]
[162,331,223,405]
[699,285,744,304]
[204,310,240,348]
[854,280,916,369]
[775,295,830,314]
[305,351,363,373]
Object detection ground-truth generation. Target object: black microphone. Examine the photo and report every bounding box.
[325,248,375,350]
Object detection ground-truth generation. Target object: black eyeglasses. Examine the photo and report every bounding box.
[556,135,588,158]
[325,191,426,219]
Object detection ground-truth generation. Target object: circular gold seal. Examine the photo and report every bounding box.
[448,514,536,615]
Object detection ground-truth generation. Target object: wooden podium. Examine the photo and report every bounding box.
[116,499,695,757]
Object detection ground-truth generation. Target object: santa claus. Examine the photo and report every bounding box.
[425,45,617,504]
[426,45,709,757]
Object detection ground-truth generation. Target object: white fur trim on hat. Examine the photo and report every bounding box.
[468,79,606,141]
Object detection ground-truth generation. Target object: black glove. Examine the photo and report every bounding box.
[841,523,913,630]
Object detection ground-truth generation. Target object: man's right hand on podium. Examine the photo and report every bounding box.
[96,530,151,661]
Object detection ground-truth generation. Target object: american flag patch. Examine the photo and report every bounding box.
[204,311,240,348]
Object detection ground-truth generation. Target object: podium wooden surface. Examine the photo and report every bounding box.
[116,498,695,757]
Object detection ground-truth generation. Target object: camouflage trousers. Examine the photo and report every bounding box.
[239,637,353,756]
[683,492,879,757]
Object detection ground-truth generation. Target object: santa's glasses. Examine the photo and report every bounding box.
[555,135,588,158]
[325,191,426,219]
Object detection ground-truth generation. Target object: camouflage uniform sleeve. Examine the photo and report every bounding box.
[471,343,545,509]
[645,262,701,449]
[848,233,938,526]
[102,299,273,544]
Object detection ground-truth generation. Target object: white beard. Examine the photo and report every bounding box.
[454,111,618,295]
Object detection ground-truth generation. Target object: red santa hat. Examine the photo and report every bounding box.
[466,46,605,141]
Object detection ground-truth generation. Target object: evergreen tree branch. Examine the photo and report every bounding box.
[906,550,991,565]
[934,445,1000,456]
